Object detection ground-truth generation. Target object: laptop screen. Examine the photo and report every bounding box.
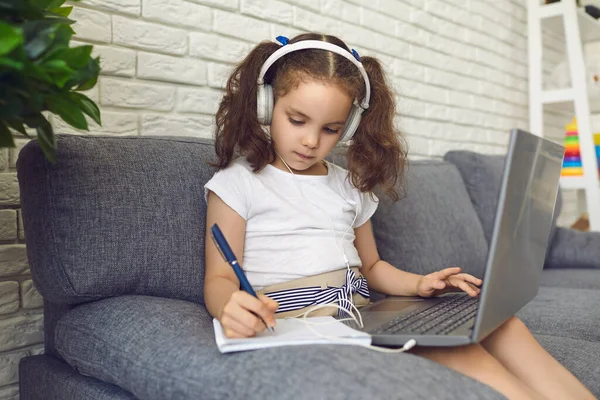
[473,129,565,342]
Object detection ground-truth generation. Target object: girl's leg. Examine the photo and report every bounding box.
[481,316,596,400]
[412,343,545,400]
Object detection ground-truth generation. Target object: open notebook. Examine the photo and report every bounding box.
[213,317,372,353]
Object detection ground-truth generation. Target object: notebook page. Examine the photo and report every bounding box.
[213,317,372,353]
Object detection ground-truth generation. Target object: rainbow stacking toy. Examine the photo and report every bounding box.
[596,133,600,177]
[562,118,583,177]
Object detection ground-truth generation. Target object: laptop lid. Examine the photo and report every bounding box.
[472,129,565,342]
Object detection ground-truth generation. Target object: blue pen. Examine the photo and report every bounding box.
[210,223,275,333]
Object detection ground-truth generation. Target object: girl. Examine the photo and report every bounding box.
[203,33,594,400]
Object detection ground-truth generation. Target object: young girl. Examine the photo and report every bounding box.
[203,33,594,400]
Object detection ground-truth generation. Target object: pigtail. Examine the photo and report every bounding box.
[347,56,408,201]
[212,41,281,170]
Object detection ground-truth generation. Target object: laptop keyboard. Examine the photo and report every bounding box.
[371,295,479,336]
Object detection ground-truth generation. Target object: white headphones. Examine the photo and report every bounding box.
[256,37,371,143]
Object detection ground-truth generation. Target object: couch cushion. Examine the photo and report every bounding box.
[517,287,600,342]
[541,269,600,290]
[17,135,217,305]
[371,161,489,278]
[443,151,562,258]
[55,295,504,400]
[533,335,600,395]
[544,227,600,269]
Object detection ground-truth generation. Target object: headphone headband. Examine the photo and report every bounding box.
[256,39,370,110]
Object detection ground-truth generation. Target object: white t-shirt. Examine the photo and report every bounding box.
[204,158,379,289]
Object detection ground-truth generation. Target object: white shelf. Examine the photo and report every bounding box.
[542,88,600,113]
[541,3,600,42]
[542,88,575,103]
[531,0,600,230]
[560,176,600,189]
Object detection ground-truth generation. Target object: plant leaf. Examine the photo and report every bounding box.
[23,63,53,84]
[51,24,72,47]
[23,113,56,163]
[0,87,24,118]
[0,1,44,19]
[34,116,57,164]
[69,92,101,125]
[0,57,24,70]
[43,11,75,25]
[31,0,57,9]
[49,6,72,17]
[69,56,100,90]
[43,59,72,74]
[59,45,92,69]
[37,25,72,63]
[5,43,26,63]
[42,59,74,87]
[75,74,98,91]
[48,0,70,8]
[0,122,16,147]
[0,23,23,56]
[6,119,31,138]
[0,0,29,11]
[27,92,45,113]
[47,95,88,130]
[23,21,59,59]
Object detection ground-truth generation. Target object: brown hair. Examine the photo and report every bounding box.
[212,33,408,201]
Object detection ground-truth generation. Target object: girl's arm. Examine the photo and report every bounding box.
[354,220,482,297]
[204,191,278,337]
[354,220,422,296]
[204,191,247,318]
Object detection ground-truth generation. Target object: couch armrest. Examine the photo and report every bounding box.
[545,227,600,269]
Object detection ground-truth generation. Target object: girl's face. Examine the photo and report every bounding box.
[269,78,353,175]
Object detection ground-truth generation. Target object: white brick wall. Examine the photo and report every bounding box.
[3,1,599,395]
[56,0,540,156]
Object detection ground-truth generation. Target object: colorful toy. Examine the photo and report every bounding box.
[562,118,600,177]
[561,118,583,176]
[595,133,600,176]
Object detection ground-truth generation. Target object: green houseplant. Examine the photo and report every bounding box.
[0,0,101,163]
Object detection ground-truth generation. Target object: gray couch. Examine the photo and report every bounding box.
[17,135,600,399]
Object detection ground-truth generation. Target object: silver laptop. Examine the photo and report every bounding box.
[345,129,565,347]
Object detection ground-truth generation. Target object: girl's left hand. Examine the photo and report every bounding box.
[416,267,482,298]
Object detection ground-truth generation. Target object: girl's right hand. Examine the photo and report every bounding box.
[219,291,279,338]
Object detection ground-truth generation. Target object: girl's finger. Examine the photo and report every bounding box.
[456,273,483,286]
[259,294,279,311]
[238,308,269,333]
[423,277,445,291]
[454,280,479,296]
[226,297,269,333]
[465,281,480,293]
[221,314,257,337]
[223,328,246,339]
[258,295,278,326]
[434,267,462,280]
[446,276,469,290]
[234,293,274,327]
[418,278,436,295]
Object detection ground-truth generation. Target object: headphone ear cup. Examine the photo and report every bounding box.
[256,84,266,124]
[257,84,274,125]
[340,105,362,143]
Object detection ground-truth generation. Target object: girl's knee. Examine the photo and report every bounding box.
[500,316,529,335]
